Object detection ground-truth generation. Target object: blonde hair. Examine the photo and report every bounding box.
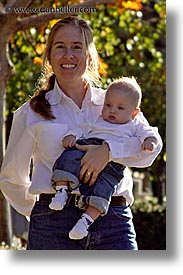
[107,76,142,108]
[30,16,101,119]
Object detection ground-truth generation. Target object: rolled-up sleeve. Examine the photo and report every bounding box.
[0,104,36,216]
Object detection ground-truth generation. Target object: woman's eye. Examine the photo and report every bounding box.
[73,46,82,51]
[56,45,64,49]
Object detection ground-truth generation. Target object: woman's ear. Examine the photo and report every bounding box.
[132,108,140,119]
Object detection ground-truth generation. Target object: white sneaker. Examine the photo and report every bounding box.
[69,214,94,240]
[49,189,68,210]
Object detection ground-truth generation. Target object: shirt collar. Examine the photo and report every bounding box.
[45,79,106,106]
[45,80,62,105]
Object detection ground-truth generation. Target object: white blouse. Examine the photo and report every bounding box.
[0,80,162,216]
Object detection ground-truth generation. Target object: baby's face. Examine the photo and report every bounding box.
[102,88,138,124]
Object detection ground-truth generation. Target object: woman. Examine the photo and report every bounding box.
[0,16,162,250]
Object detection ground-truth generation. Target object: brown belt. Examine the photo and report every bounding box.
[39,193,127,207]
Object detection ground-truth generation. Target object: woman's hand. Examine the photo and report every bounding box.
[75,142,110,185]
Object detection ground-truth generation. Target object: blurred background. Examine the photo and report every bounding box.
[0,0,166,250]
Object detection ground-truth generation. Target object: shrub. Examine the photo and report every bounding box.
[132,197,166,250]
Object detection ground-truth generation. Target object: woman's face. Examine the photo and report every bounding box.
[49,25,89,85]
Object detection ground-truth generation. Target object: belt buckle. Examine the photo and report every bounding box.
[74,195,80,207]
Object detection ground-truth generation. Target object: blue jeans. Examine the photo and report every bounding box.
[52,138,125,215]
[27,200,138,250]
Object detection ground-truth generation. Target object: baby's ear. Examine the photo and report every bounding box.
[132,108,140,119]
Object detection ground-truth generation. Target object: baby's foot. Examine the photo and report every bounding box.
[69,214,94,239]
[49,189,68,210]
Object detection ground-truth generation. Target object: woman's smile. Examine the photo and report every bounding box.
[60,64,77,69]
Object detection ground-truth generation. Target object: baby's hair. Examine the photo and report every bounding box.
[107,76,142,108]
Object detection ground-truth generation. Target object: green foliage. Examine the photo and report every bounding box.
[132,198,166,250]
[132,197,166,213]
[7,30,43,114]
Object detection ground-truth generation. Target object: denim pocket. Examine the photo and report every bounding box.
[110,205,132,220]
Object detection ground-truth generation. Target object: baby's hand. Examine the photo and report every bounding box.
[62,135,76,148]
[141,140,155,151]
[141,137,157,151]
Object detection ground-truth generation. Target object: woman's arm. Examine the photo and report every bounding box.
[75,134,162,185]
[0,104,36,216]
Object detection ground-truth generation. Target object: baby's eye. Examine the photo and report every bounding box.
[106,103,111,107]
[118,106,124,110]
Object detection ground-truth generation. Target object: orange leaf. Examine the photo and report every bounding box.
[35,44,45,55]
[122,0,142,11]
[33,57,43,66]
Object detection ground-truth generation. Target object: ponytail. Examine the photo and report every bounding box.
[29,74,56,120]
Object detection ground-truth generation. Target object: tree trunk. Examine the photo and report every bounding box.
[0,38,14,245]
[0,66,13,244]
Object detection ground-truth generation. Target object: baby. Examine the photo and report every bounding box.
[49,76,158,240]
